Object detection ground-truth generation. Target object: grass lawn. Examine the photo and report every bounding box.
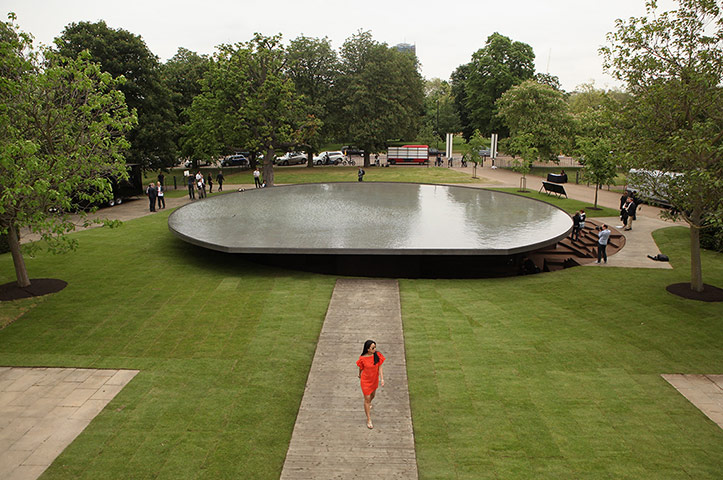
[402,226,723,479]
[1,174,722,478]
[491,188,620,217]
[0,211,337,479]
[147,165,483,188]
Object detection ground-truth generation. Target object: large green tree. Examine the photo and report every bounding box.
[601,0,723,292]
[162,48,211,166]
[285,35,339,167]
[496,79,573,189]
[571,85,624,208]
[0,15,136,287]
[54,21,176,171]
[187,34,309,186]
[423,78,461,144]
[335,31,425,167]
[455,33,535,139]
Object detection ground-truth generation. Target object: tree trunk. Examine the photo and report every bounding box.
[263,147,275,187]
[689,209,704,293]
[306,150,314,168]
[363,151,370,168]
[594,184,599,209]
[8,225,31,288]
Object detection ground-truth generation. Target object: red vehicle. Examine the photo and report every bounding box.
[386,145,429,165]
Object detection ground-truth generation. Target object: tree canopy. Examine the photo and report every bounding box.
[54,20,176,171]
[453,33,535,139]
[187,34,309,186]
[496,79,573,187]
[335,31,425,167]
[0,14,136,287]
[601,0,723,292]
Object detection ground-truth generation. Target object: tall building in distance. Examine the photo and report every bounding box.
[394,43,416,56]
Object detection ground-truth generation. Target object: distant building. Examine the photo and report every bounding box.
[394,43,416,56]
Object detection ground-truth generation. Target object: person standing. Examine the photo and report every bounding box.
[253,167,262,188]
[187,174,195,200]
[216,171,225,191]
[623,197,637,231]
[146,183,157,212]
[157,172,165,186]
[357,167,365,182]
[196,172,206,198]
[596,224,611,264]
[571,210,582,241]
[578,209,586,234]
[156,182,165,209]
[207,173,213,193]
[356,340,385,429]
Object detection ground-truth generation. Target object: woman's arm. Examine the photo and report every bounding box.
[379,364,384,387]
[358,366,362,378]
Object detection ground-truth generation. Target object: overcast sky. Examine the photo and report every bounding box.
[3,0,679,92]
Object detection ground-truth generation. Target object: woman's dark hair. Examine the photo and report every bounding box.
[362,339,380,364]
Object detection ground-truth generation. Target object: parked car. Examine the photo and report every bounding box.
[314,151,344,165]
[275,152,307,166]
[341,145,364,156]
[221,154,249,167]
[183,159,212,168]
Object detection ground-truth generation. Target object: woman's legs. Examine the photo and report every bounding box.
[364,391,376,428]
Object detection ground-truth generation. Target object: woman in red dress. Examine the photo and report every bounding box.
[356,339,385,429]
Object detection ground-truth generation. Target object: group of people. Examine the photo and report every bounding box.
[186,171,226,200]
[618,191,638,231]
[570,209,586,241]
[145,181,165,212]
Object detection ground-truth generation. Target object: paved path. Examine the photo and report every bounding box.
[452,163,683,269]
[0,367,138,480]
[280,278,418,479]
[661,374,723,429]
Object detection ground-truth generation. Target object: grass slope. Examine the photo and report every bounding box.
[0,211,336,479]
[402,226,723,479]
[1,179,721,478]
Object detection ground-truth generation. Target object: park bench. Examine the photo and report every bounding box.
[539,181,568,198]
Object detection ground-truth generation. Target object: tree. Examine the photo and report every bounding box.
[461,130,487,177]
[601,0,723,293]
[496,79,574,189]
[423,78,461,146]
[285,35,339,167]
[54,21,176,171]
[335,31,425,167]
[456,33,536,139]
[187,34,309,186]
[162,48,211,165]
[571,85,623,208]
[0,14,136,287]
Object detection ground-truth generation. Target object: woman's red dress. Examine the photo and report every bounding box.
[356,352,385,395]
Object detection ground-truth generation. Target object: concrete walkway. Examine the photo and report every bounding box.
[452,163,683,269]
[0,367,138,480]
[280,278,418,479]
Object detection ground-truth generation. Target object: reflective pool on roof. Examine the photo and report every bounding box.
[168,183,573,255]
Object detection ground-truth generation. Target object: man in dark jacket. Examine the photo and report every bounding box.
[622,197,637,231]
[146,183,157,212]
[187,174,195,200]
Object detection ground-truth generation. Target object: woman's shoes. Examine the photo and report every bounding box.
[367,420,373,429]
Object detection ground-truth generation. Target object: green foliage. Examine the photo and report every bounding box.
[162,48,212,161]
[461,129,487,165]
[334,31,425,166]
[455,33,536,139]
[601,0,723,290]
[423,78,461,138]
[496,79,573,162]
[187,34,309,186]
[54,21,176,171]
[0,14,136,286]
